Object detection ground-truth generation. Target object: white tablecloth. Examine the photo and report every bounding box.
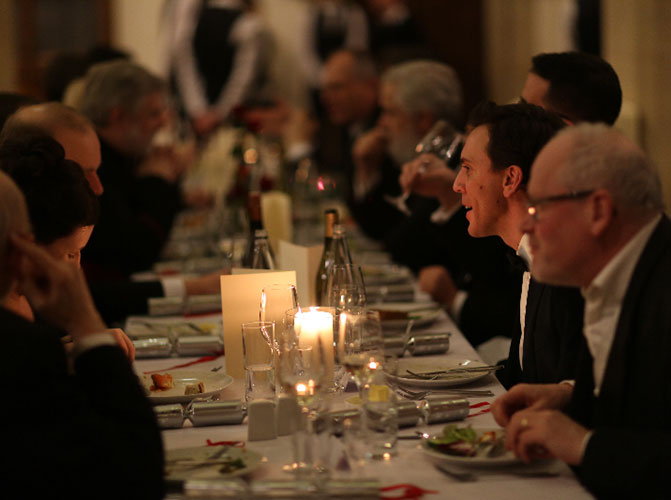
[134,312,594,499]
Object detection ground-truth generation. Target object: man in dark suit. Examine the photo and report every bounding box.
[1,102,221,324]
[451,103,584,387]
[0,171,164,499]
[76,60,184,280]
[493,124,669,498]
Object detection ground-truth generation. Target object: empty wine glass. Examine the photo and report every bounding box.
[260,284,299,350]
[386,120,464,215]
[326,264,367,311]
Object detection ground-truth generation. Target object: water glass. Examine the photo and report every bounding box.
[242,321,275,403]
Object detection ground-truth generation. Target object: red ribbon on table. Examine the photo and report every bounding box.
[380,484,438,499]
[206,439,245,448]
[142,350,225,374]
[467,401,491,418]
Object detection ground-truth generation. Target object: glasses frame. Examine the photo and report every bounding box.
[527,189,594,220]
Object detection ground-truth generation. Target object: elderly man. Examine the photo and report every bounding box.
[452,102,584,386]
[0,171,163,498]
[76,60,182,279]
[493,124,669,498]
[0,102,221,323]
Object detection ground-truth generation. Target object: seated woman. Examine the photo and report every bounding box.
[0,130,134,357]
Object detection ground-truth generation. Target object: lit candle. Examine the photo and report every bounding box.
[295,308,334,387]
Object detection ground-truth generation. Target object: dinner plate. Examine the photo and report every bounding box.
[421,428,520,467]
[141,369,233,404]
[371,302,442,330]
[165,445,264,480]
[385,358,492,388]
[361,264,413,285]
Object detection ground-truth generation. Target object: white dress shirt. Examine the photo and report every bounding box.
[517,234,532,369]
[581,214,661,396]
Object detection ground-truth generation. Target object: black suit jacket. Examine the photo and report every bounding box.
[0,307,164,499]
[82,139,182,280]
[566,215,671,499]
[498,279,585,389]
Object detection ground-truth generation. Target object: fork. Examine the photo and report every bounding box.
[395,386,494,400]
[434,463,476,482]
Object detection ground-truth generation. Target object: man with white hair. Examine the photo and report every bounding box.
[351,59,463,240]
[0,171,164,498]
[493,124,670,498]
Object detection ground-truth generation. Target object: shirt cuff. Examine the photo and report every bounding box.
[72,332,117,358]
[161,276,186,297]
[449,290,468,322]
[430,203,460,224]
[559,379,576,387]
[579,430,593,463]
[285,142,314,163]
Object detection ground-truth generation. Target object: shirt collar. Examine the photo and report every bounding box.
[582,214,662,304]
[517,233,533,267]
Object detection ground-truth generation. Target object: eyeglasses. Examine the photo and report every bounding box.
[527,190,594,220]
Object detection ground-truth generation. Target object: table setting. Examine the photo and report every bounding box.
[121,202,595,500]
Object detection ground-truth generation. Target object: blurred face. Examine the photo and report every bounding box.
[53,128,103,195]
[520,72,550,108]
[378,82,421,165]
[321,53,376,125]
[43,225,94,267]
[125,91,169,155]
[452,125,507,238]
[522,136,592,287]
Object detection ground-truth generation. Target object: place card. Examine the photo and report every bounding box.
[278,240,323,306]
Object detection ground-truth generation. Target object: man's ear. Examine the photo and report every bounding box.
[588,190,615,236]
[502,165,524,198]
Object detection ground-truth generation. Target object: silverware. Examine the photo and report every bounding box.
[406,365,502,380]
[395,386,494,400]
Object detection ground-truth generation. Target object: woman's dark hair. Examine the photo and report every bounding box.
[0,128,99,244]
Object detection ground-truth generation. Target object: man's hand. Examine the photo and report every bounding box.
[11,233,106,341]
[184,269,229,296]
[418,265,458,307]
[492,383,574,426]
[399,154,459,209]
[106,328,136,361]
[505,409,588,465]
[352,127,388,187]
[192,110,222,137]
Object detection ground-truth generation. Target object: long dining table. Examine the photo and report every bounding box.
[133,308,595,500]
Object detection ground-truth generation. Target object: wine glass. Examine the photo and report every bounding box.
[326,264,367,311]
[386,120,464,215]
[260,284,299,350]
[337,308,385,397]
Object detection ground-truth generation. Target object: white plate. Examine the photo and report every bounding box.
[165,446,264,480]
[142,369,233,404]
[372,302,442,329]
[421,428,520,467]
[386,358,492,388]
[361,264,412,285]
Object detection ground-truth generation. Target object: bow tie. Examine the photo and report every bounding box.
[506,251,529,273]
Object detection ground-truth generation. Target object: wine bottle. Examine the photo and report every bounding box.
[315,209,339,305]
[243,192,264,267]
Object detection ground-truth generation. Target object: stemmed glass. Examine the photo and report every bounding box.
[385,119,464,215]
[337,308,385,397]
[326,264,367,311]
[260,284,299,351]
